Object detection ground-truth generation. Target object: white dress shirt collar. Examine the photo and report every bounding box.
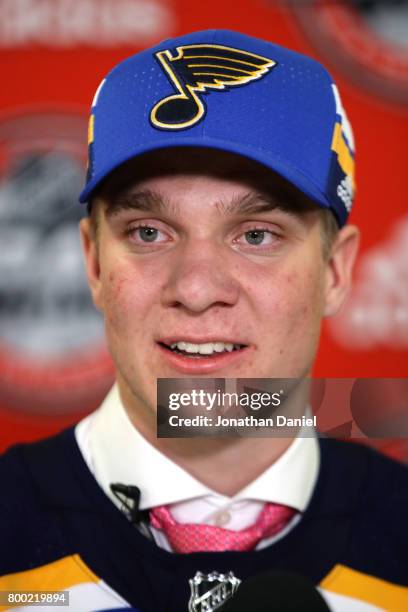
[76,384,320,513]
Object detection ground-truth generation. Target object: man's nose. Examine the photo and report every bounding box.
[161,240,240,313]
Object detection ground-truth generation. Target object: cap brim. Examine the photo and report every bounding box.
[79,136,331,214]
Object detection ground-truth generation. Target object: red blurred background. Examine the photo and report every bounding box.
[0,0,407,458]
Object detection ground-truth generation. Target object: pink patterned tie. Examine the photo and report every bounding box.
[149,503,297,553]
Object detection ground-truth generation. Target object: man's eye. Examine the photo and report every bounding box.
[232,226,281,252]
[127,225,167,244]
[245,230,266,245]
[138,227,159,242]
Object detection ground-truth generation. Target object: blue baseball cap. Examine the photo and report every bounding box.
[79,29,355,226]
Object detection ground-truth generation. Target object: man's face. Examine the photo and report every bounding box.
[81,149,355,418]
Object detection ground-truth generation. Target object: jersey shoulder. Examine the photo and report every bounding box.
[320,438,408,584]
[0,432,74,575]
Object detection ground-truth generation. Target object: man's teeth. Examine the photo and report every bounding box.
[169,341,241,355]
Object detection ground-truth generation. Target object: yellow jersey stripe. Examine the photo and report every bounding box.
[320,564,408,610]
[0,554,99,593]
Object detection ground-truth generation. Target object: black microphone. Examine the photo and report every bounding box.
[110,483,143,524]
[222,571,331,611]
[110,483,155,541]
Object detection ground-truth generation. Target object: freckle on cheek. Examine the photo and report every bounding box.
[110,276,127,297]
[285,273,297,284]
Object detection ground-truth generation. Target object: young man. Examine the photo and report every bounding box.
[0,30,407,612]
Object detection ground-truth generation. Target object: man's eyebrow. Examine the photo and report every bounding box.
[216,192,283,216]
[104,189,177,218]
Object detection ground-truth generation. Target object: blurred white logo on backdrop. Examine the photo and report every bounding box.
[0,0,174,47]
[0,111,113,414]
[329,215,408,348]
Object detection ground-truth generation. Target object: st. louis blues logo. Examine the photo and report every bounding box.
[150,44,276,130]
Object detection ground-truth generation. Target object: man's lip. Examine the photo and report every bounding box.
[157,337,248,346]
[156,342,252,375]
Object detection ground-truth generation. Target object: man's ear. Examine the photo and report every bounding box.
[79,217,104,312]
[324,224,360,317]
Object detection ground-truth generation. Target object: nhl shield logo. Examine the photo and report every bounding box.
[188,571,241,611]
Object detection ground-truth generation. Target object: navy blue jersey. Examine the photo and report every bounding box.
[0,429,407,611]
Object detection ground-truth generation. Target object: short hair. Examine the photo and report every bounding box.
[318,207,340,260]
